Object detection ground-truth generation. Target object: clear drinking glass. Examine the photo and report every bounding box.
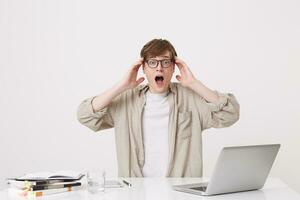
[87,170,106,193]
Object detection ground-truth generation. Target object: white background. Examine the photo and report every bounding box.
[0,0,299,193]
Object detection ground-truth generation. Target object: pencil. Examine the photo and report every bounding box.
[122,180,132,187]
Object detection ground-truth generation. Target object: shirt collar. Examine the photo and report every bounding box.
[138,82,176,97]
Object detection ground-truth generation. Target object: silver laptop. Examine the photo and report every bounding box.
[173,144,280,196]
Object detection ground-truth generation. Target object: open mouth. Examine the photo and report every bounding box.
[155,76,164,86]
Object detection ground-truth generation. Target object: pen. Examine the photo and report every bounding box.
[123,180,132,187]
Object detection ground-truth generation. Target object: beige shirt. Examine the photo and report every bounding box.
[77,82,240,177]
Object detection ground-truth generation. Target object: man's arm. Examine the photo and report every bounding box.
[186,79,219,104]
[174,57,219,103]
[92,59,145,111]
[91,82,126,112]
[77,59,145,131]
[174,57,239,130]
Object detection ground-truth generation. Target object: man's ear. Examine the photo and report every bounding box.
[142,64,145,74]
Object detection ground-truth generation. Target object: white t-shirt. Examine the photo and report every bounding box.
[142,91,170,177]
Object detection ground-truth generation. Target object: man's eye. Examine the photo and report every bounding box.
[163,60,171,64]
[149,60,157,65]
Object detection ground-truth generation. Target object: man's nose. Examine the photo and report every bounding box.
[156,62,163,71]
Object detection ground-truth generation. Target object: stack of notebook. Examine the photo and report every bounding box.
[7,171,84,198]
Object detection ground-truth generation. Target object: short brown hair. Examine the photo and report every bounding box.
[140,39,177,61]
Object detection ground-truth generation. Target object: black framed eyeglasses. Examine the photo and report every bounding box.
[145,59,174,68]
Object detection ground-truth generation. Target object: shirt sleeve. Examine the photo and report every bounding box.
[77,96,116,132]
[194,91,240,131]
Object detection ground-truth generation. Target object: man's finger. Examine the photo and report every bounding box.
[175,57,184,64]
[136,77,145,84]
[175,58,185,69]
[175,62,184,71]
[132,60,143,71]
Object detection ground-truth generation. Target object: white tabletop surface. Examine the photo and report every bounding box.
[1,177,299,200]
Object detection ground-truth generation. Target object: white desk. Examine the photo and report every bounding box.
[1,178,299,200]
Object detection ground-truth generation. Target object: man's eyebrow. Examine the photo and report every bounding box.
[149,56,171,59]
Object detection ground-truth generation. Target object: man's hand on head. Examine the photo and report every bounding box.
[118,58,145,91]
[175,57,197,88]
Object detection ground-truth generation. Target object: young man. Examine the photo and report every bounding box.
[77,39,240,177]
